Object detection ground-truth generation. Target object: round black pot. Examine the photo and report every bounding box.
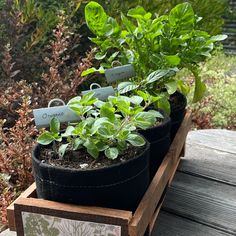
[32,142,150,212]
[170,91,187,141]
[138,110,171,179]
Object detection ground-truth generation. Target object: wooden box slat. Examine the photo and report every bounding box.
[129,112,191,236]
[7,112,192,236]
[14,198,132,236]
[7,183,37,231]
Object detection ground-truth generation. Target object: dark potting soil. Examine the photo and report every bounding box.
[39,145,145,171]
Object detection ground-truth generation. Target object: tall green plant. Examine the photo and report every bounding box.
[97,0,228,35]
[84,2,227,106]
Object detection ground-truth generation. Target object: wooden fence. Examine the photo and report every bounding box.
[223,0,236,54]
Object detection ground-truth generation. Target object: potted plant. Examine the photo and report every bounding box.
[33,92,162,211]
[84,1,227,139]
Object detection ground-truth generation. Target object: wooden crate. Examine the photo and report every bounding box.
[7,112,192,236]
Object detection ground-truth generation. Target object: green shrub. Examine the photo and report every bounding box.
[98,0,228,35]
[180,52,236,130]
[0,0,90,84]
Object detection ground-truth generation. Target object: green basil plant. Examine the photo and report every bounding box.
[84,1,227,105]
[37,92,163,160]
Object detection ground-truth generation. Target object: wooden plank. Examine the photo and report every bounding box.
[152,211,233,236]
[186,129,236,155]
[162,177,236,234]
[148,142,186,234]
[148,204,163,235]
[128,112,191,236]
[171,172,236,204]
[14,198,132,236]
[179,144,236,186]
[7,183,36,231]
[148,143,186,234]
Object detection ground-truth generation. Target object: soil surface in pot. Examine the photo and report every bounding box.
[39,145,145,171]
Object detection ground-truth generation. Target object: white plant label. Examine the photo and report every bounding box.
[33,106,79,128]
[81,86,115,100]
[105,64,136,83]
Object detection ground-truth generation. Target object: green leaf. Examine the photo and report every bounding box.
[118,82,139,94]
[68,104,83,116]
[87,148,99,159]
[105,17,120,36]
[37,132,55,145]
[96,142,109,151]
[164,55,181,66]
[84,139,99,158]
[118,129,129,140]
[157,96,171,115]
[144,12,152,20]
[92,117,112,134]
[85,1,108,37]
[97,123,114,138]
[147,110,164,119]
[105,147,119,160]
[177,79,190,96]
[192,76,207,103]
[50,117,60,134]
[130,96,143,105]
[81,92,97,105]
[165,81,178,95]
[127,6,147,20]
[134,112,156,129]
[121,13,136,33]
[100,105,116,122]
[81,67,105,76]
[127,134,146,147]
[137,90,149,101]
[73,138,83,150]
[117,140,127,151]
[95,51,107,60]
[169,2,195,30]
[146,69,176,84]
[59,144,69,159]
[108,51,119,62]
[210,35,227,42]
[94,100,105,108]
[68,96,81,105]
[62,126,75,137]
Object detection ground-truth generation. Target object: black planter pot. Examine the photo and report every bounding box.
[138,110,171,179]
[170,91,187,141]
[32,142,150,212]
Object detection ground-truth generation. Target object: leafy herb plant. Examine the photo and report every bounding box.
[37,92,163,160]
[84,1,227,104]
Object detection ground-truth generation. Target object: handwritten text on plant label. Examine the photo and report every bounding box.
[33,106,79,128]
[105,64,136,83]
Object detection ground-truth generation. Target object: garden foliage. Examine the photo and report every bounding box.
[85,1,226,112]
[98,0,228,35]
[0,0,233,228]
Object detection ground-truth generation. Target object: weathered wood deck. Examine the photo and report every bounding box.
[152,129,236,236]
[1,129,236,236]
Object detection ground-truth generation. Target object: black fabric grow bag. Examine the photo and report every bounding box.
[138,110,171,179]
[170,91,187,141]
[32,142,150,212]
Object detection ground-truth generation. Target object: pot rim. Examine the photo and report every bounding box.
[32,137,150,173]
